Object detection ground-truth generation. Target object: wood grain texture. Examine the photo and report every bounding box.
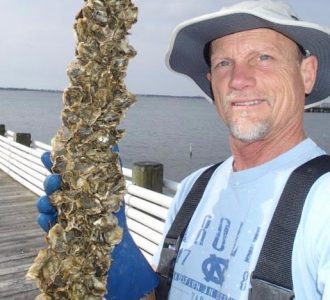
[0,170,45,299]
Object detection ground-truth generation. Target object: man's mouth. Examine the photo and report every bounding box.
[231,99,265,107]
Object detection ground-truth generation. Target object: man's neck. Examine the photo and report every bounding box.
[230,126,306,171]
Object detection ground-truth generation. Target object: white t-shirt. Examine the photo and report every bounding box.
[152,138,330,300]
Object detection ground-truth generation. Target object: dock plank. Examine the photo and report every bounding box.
[0,170,45,299]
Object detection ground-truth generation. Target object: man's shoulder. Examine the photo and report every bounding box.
[304,170,330,212]
[172,158,232,210]
[179,158,232,191]
[297,162,330,246]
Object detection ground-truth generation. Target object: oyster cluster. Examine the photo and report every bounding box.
[26,0,137,298]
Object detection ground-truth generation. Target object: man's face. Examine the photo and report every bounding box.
[207,28,317,143]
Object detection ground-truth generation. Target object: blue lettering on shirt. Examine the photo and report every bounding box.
[212,218,231,251]
[173,271,236,300]
[195,215,212,245]
[202,254,229,285]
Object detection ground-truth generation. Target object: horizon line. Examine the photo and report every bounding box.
[0,86,203,99]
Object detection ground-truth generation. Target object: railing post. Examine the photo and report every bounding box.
[15,133,32,147]
[132,161,163,193]
[0,124,5,136]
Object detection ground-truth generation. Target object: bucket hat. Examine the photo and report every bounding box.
[166,0,330,108]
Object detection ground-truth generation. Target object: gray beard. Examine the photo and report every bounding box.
[228,120,271,143]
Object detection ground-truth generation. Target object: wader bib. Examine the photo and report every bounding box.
[156,155,330,300]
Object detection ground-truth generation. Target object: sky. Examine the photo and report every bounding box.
[0,0,329,97]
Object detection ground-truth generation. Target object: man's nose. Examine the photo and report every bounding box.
[228,63,256,90]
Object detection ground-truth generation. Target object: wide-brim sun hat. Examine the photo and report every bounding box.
[166,0,330,108]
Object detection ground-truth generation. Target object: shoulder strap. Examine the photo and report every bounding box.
[156,162,221,299]
[252,154,330,291]
[165,162,222,243]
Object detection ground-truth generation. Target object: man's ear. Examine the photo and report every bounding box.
[207,72,211,82]
[301,55,318,94]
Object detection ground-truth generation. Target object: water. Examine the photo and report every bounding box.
[1,89,330,181]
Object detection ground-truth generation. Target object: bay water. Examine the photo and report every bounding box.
[1,89,330,181]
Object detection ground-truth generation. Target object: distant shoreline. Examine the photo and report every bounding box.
[0,87,62,94]
[0,86,203,100]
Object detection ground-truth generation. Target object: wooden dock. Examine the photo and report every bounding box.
[0,170,44,299]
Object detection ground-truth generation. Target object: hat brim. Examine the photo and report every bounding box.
[166,12,330,108]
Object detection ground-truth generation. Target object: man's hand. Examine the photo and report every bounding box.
[36,150,159,299]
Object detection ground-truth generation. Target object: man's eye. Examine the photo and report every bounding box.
[214,60,231,68]
[259,54,272,61]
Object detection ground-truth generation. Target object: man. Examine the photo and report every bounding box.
[151,0,330,299]
[38,1,330,299]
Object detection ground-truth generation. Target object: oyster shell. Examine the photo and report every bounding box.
[26,0,137,298]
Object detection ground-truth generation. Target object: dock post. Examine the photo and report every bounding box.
[15,133,32,147]
[132,161,163,193]
[0,124,5,136]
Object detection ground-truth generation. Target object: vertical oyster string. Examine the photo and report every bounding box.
[26,0,138,298]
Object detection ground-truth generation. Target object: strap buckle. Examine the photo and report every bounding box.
[249,274,294,300]
[163,235,182,251]
[157,235,182,284]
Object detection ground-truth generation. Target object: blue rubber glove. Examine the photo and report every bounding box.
[36,152,60,232]
[37,148,159,299]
